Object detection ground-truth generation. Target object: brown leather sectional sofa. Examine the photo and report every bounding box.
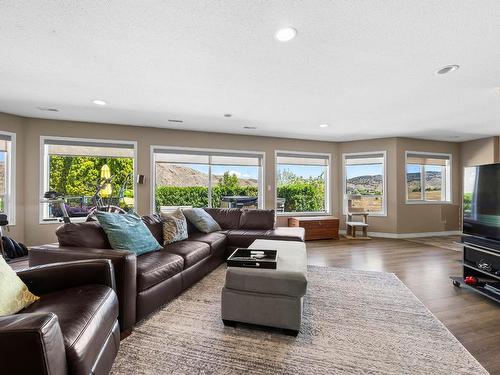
[29,208,305,334]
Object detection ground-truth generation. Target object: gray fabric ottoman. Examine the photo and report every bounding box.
[221,239,307,335]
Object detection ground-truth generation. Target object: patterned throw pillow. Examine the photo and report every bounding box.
[95,211,162,255]
[0,257,39,316]
[161,208,188,245]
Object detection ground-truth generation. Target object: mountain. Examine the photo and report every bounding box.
[155,163,258,187]
[347,171,442,194]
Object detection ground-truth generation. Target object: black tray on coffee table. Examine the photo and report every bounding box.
[227,248,277,269]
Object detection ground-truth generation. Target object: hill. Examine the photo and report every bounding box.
[155,163,258,187]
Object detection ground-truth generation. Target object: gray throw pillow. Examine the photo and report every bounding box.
[182,208,221,233]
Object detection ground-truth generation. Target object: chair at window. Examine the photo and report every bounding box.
[345,195,370,239]
[276,198,286,213]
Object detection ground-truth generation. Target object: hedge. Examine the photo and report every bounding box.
[155,183,324,212]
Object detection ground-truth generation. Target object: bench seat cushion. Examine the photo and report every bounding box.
[188,232,227,255]
[164,241,210,269]
[136,251,184,292]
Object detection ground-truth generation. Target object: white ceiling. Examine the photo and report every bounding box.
[0,1,499,142]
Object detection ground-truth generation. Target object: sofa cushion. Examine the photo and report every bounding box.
[96,212,162,256]
[56,221,112,249]
[136,251,184,292]
[161,209,188,245]
[227,227,305,248]
[188,232,227,255]
[265,227,305,242]
[226,229,269,248]
[141,214,164,245]
[182,208,221,233]
[164,241,210,269]
[22,284,118,375]
[203,208,242,229]
[239,209,275,230]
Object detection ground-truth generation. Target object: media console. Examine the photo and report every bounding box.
[451,235,500,303]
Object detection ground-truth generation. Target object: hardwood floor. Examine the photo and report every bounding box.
[307,237,500,374]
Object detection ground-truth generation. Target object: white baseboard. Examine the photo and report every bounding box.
[338,229,462,239]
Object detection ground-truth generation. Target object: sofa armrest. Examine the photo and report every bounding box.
[18,259,116,295]
[0,313,67,375]
[29,244,137,333]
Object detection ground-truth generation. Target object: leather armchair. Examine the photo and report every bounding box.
[29,243,137,334]
[0,260,120,375]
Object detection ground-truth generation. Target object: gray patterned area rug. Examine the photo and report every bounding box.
[111,266,487,375]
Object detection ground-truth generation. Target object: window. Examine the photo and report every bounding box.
[405,152,451,203]
[343,152,386,215]
[41,137,136,222]
[152,147,264,212]
[275,151,330,214]
[0,132,15,223]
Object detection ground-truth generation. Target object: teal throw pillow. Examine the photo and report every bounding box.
[95,211,162,255]
[182,208,221,233]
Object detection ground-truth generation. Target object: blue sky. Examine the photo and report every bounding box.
[406,164,442,174]
[345,164,382,179]
[0,152,5,162]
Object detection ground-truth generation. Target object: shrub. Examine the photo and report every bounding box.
[155,186,209,210]
[155,182,325,213]
[277,183,324,212]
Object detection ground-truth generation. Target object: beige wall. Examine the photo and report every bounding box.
[460,137,499,167]
[1,111,497,245]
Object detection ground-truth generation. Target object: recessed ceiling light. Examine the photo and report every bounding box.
[37,106,59,112]
[436,65,459,75]
[243,126,257,130]
[168,119,183,123]
[275,27,297,42]
[92,99,107,106]
[319,123,329,128]
[224,113,232,118]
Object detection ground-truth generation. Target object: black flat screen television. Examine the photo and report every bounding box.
[463,163,500,241]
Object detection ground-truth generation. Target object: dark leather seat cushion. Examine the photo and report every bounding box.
[227,227,305,247]
[265,227,305,242]
[22,285,118,375]
[164,241,210,269]
[187,232,227,255]
[136,251,184,291]
[226,229,269,248]
[203,208,242,229]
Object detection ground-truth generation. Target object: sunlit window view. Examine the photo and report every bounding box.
[153,149,263,211]
[344,153,385,215]
[41,138,135,221]
[276,152,329,214]
[0,135,13,219]
[405,152,451,202]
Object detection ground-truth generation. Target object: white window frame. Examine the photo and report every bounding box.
[275,150,331,216]
[404,151,452,204]
[150,145,265,213]
[342,151,387,217]
[39,136,137,224]
[0,131,16,225]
